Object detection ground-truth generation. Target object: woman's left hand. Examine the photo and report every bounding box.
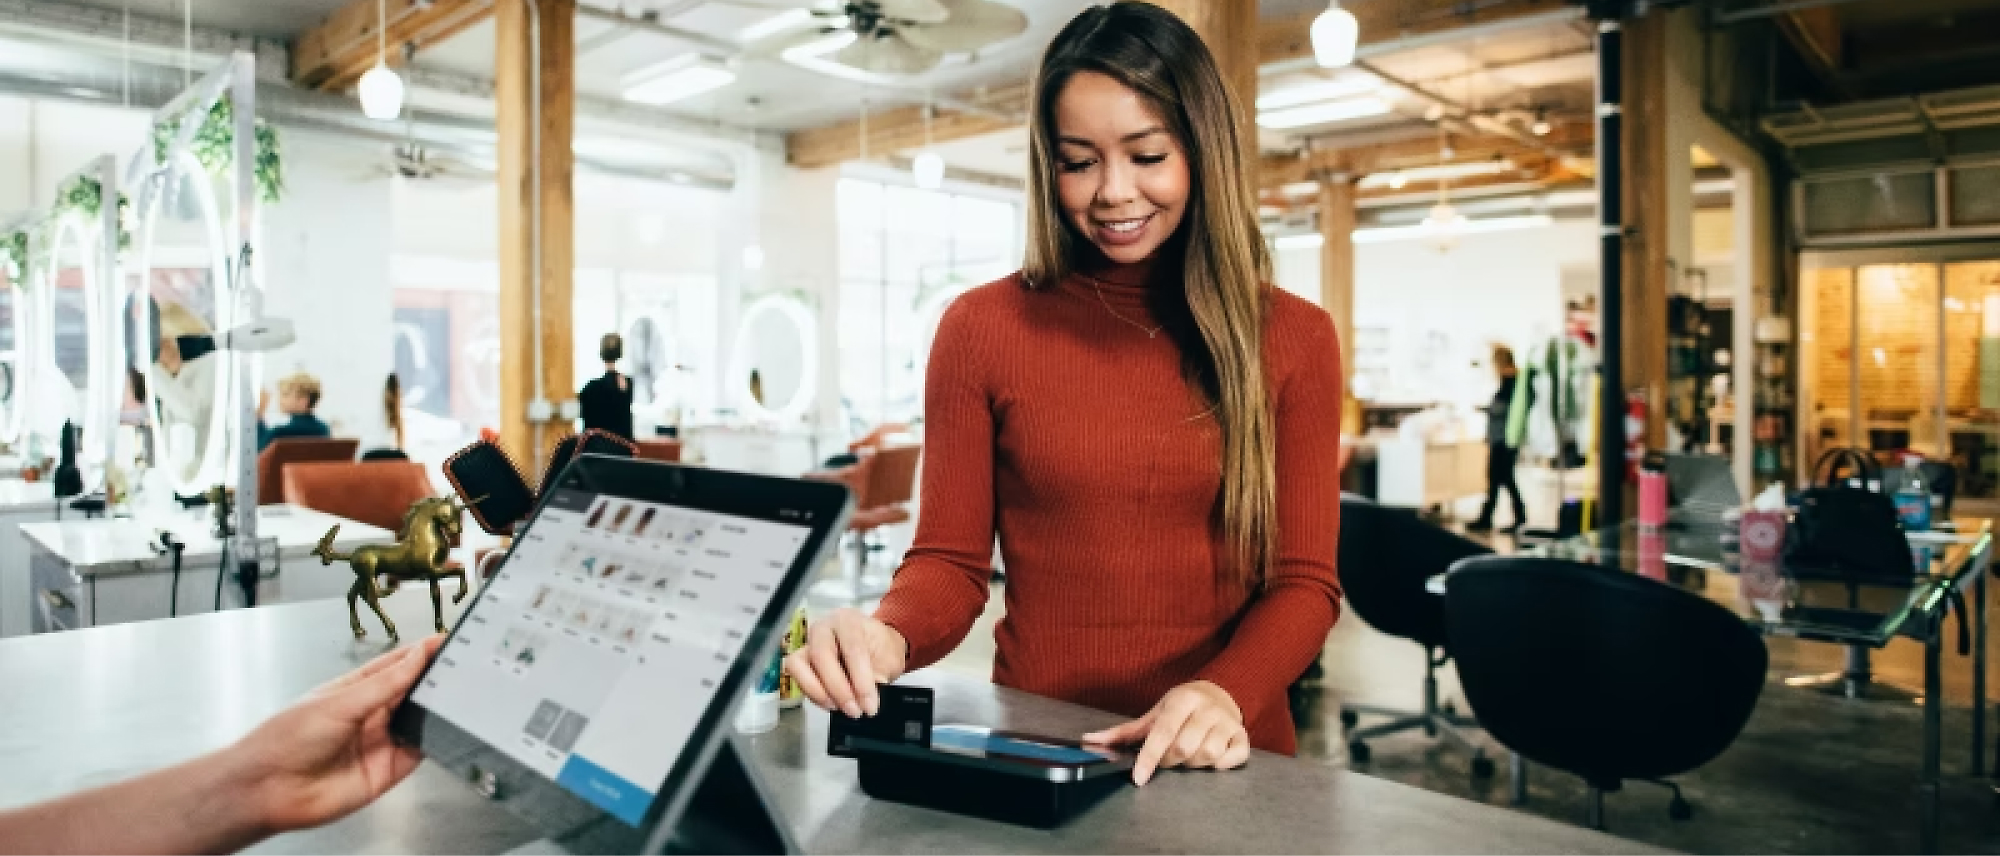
[1081,680,1251,786]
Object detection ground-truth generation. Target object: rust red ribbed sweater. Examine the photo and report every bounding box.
[871,258,1345,754]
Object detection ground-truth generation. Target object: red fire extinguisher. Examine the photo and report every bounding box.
[1625,391,1647,481]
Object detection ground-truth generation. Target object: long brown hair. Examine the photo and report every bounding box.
[1021,1,1275,588]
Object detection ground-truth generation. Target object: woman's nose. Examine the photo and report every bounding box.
[1096,161,1137,207]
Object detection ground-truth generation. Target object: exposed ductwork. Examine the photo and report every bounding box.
[0,0,778,189]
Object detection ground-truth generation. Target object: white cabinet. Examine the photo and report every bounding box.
[1376,437,1486,513]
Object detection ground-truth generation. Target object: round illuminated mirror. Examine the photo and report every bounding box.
[137,153,232,492]
[729,295,816,424]
[0,252,27,447]
[43,209,118,481]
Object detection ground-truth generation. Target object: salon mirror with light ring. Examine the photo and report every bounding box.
[729,294,817,424]
[0,247,32,447]
[134,150,234,494]
[42,207,121,485]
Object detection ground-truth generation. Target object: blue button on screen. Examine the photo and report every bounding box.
[555,755,653,827]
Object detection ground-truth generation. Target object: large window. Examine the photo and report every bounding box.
[1802,258,2000,506]
[836,177,1019,432]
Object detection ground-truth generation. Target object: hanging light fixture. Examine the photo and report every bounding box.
[1311,0,1359,68]
[357,0,403,121]
[1531,107,1552,137]
[912,99,944,190]
[1421,126,1464,251]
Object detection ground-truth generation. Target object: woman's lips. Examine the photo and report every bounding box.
[1092,213,1155,248]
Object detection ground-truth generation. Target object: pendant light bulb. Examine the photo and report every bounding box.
[358,0,401,121]
[359,61,404,121]
[1311,0,1359,68]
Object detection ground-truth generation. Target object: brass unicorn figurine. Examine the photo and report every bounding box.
[313,494,478,642]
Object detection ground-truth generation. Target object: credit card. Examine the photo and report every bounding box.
[827,684,933,758]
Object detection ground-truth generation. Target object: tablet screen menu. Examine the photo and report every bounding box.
[412,488,812,827]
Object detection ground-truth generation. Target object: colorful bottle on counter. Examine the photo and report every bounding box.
[778,607,808,709]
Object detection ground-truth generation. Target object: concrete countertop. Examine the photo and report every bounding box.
[19,505,395,577]
[0,595,1663,855]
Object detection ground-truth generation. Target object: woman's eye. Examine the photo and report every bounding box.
[1059,159,1096,173]
[1133,153,1169,165]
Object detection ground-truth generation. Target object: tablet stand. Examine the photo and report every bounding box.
[658,737,798,855]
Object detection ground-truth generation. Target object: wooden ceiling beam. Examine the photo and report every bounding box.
[1260,120,1592,188]
[785,81,1030,170]
[1774,5,1844,86]
[292,0,493,92]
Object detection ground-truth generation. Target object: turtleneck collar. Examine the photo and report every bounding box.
[1069,248,1176,311]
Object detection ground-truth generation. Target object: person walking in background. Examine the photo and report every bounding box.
[359,373,407,458]
[578,333,634,441]
[1469,345,1528,533]
[257,371,332,451]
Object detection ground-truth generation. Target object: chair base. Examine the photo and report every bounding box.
[1340,648,1492,778]
[1783,644,1927,703]
[809,530,892,605]
[1584,778,1692,830]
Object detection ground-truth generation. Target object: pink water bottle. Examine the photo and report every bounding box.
[1638,454,1668,528]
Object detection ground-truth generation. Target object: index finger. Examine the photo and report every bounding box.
[1132,701,1196,787]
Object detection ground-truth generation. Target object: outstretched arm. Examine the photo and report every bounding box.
[0,636,442,855]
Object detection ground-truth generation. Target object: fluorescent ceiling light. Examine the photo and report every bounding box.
[1256,77,1379,111]
[1358,160,1508,189]
[1353,214,1554,244]
[738,8,818,43]
[783,30,858,62]
[622,54,736,106]
[1311,1,1359,68]
[1256,96,1391,129]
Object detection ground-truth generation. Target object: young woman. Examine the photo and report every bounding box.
[1470,345,1528,532]
[786,1,1344,785]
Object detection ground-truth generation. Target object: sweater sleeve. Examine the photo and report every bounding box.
[870,297,997,670]
[1195,307,1345,733]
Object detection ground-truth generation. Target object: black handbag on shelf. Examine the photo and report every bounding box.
[1782,447,1915,581]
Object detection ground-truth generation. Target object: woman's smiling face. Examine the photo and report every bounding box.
[1052,71,1191,265]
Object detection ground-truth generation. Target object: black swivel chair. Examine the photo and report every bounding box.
[1337,495,1495,776]
[1444,556,1767,830]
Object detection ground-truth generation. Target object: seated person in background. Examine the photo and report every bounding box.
[0,636,444,854]
[258,371,332,451]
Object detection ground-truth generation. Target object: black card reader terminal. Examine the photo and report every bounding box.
[828,685,1134,828]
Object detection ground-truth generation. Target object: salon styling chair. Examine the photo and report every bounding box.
[1336,495,1494,777]
[1444,556,1766,830]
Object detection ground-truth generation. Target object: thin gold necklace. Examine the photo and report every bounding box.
[1088,278,1162,338]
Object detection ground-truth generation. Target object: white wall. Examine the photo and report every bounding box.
[261,131,396,445]
[1274,220,1597,409]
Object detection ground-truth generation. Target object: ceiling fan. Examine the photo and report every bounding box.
[747,0,1028,75]
[358,116,490,185]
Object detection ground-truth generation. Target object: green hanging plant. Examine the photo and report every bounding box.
[51,176,134,254]
[0,231,28,284]
[150,95,285,204]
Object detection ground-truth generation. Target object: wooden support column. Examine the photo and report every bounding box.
[1620,12,1669,452]
[1318,175,1356,366]
[496,0,576,473]
[1150,0,1260,184]
[1319,173,1361,435]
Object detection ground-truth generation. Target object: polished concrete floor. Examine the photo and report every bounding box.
[817,549,2000,854]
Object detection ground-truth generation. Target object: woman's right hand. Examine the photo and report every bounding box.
[784,608,907,718]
